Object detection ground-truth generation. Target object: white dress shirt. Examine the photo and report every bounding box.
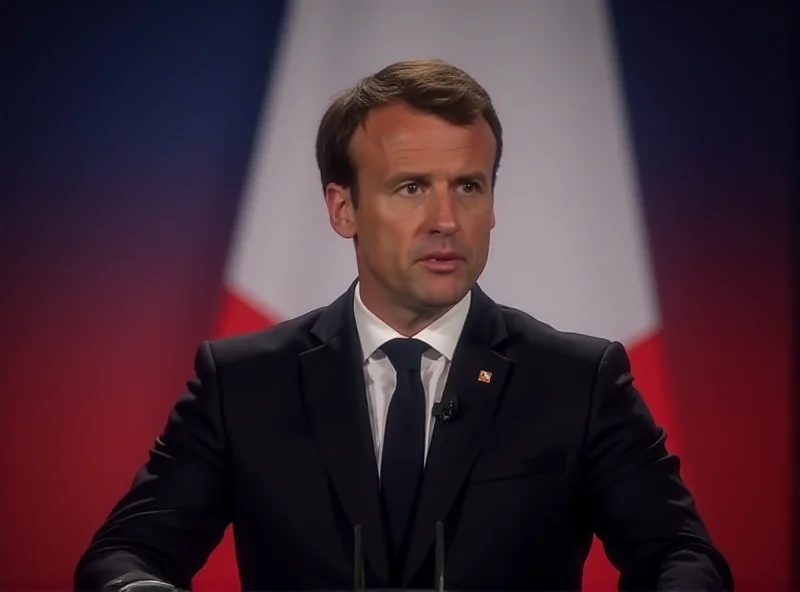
[353,282,471,475]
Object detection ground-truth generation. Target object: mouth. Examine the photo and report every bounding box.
[417,253,463,273]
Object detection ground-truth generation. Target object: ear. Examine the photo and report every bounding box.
[324,183,357,239]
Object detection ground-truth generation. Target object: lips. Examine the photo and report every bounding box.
[418,251,461,262]
[417,252,463,272]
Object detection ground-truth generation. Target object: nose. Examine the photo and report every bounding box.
[427,188,460,236]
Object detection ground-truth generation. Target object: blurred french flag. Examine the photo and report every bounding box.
[205,1,679,590]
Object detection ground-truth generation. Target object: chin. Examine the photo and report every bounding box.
[413,282,469,309]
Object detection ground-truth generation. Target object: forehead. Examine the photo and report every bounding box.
[349,103,496,176]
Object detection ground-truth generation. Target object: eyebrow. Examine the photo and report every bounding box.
[454,171,490,186]
[383,171,490,189]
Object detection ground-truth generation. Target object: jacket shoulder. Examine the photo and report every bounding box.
[497,303,615,366]
[202,306,326,367]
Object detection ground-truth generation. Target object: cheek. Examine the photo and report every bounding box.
[378,226,411,261]
[360,218,409,263]
[465,214,494,244]
[371,212,417,250]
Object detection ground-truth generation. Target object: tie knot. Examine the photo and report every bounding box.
[380,338,429,373]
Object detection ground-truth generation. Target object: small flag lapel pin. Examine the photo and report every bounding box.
[478,370,492,383]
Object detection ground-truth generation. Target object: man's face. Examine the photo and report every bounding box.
[326,102,496,317]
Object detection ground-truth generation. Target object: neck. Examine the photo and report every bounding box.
[358,284,451,337]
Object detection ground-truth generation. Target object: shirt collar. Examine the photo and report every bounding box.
[353,281,471,362]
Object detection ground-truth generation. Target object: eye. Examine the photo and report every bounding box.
[457,181,481,194]
[398,182,422,196]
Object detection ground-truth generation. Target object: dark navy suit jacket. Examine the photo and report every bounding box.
[75,282,733,591]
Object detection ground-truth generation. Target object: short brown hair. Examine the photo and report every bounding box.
[315,58,503,207]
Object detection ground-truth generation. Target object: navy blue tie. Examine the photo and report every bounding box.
[380,337,429,555]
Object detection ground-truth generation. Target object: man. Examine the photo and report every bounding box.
[75,59,733,591]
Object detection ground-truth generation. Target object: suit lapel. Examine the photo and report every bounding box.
[401,286,512,586]
[300,283,391,585]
